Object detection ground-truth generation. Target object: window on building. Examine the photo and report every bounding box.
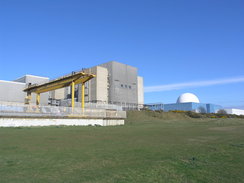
[125,85,127,88]
[129,85,131,89]
[121,84,123,87]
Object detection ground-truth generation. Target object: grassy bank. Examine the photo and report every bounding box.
[0,111,244,182]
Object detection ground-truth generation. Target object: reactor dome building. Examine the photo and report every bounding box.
[176,93,200,104]
[164,93,222,113]
[147,93,222,113]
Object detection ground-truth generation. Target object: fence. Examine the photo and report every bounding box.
[59,100,123,111]
[0,102,126,119]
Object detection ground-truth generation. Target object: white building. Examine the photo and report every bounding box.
[224,108,244,116]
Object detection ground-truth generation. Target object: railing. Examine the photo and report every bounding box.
[0,102,126,119]
[59,100,123,111]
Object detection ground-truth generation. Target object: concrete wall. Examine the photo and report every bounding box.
[100,61,138,105]
[0,118,124,127]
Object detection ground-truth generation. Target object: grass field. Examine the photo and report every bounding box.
[0,111,244,183]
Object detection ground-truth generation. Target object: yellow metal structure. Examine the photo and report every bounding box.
[23,71,95,109]
[81,83,85,109]
[71,81,75,109]
[36,93,40,105]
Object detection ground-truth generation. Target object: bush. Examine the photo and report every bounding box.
[185,111,203,118]
[217,109,227,114]
[170,110,186,113]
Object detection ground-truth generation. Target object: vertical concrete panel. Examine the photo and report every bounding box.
[96,66,108,103]
[137,76,144,107]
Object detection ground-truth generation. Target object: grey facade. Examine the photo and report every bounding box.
[99,61,139,107]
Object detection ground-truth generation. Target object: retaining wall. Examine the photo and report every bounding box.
[0,118,124,127]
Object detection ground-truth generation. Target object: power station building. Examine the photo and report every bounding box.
[50,61,144,109]
[146,93,222,113]
[0,61,144,110]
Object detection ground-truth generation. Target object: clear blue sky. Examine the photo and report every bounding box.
[0,0,243,108]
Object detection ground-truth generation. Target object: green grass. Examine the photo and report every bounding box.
[1,111,244,182]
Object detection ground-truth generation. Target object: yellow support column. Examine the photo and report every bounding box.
[36,93,40,105]
[81,82,85,109]
[25,92,32,104]
[71,81,75,109]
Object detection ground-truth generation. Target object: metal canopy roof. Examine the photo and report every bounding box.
[23,72,95,94]
[23,71,95,108]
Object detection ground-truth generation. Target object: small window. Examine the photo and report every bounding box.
[121,84,123,87]
[125,85,127,88]
[129,85,131,89]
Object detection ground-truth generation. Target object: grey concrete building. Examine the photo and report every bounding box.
[54,61,143,109]
[50,61,144,109]
[99,61,142,108]
[72,61,143,108]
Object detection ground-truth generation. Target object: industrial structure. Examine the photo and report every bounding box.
[0,61,144,110]
[146,93,222,113]
[0,61,144,127]
[23,71,95,109]
[50,61,144,110]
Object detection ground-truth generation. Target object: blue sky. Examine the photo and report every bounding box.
[0,0,243,108]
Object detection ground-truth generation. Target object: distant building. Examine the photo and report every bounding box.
[224,108,244,116]
[146,93,222,113]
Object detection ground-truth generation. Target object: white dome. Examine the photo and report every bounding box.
[177,93,200,103]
